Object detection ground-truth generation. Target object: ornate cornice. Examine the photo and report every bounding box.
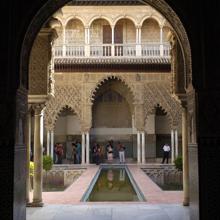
[54,57,170,65]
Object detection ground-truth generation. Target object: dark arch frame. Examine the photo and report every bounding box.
[17,0,196,219]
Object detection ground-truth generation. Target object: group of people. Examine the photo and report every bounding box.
[53,140,171,165]
[92,140,126,165]
[54,140,81,164]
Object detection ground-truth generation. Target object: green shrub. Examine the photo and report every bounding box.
[29,161,34,177]
[174,156,183,171]
[43,155,53,172]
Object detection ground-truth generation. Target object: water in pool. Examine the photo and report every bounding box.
[87,168,139,201]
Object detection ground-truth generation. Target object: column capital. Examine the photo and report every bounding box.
[32,103,45,115]
[135,25,141,29]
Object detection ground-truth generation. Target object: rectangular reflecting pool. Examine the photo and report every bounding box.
[81,165,146,202]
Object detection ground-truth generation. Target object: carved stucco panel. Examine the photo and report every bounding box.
[44,85,81,131]
[144,82,182,128]
[29,35,50,95]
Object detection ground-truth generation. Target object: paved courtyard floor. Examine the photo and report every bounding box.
[30,164,182,204]
[27,164,187,219]
[27,204,190,220]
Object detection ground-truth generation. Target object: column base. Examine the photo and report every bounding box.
[26,202,33,207]
[183,199,189,206]
[30,201,44,207]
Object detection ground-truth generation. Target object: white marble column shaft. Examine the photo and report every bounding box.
[50,130,54,160]
[81,133,85,164]
[86,132,90,164]
[137,132,141,163]
[32,105,44,206]
[141,132,146,164]
[160,26,164,56]
[175,129,179,158]
[171,129,175,163]
[46,130,50,156]
[111,25,115,56]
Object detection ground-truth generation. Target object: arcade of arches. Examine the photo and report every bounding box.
[25,0,196,216]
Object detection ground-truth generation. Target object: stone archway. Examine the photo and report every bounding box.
[91,76,135,160]
[90,75,135,104]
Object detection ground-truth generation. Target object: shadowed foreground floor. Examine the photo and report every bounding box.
[27,204,190,220]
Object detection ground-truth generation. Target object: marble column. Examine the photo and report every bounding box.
[86,132,90,164]
[111,25,115,56]
[26,109,31,205]
[136,26,141,56]
[137,131,141,163]
[175,129,179,158]
[139,27,142,45]
[32,104,44,206]
[85,27,90,56]
[46,130,50,156]
[141,132,146,164]
[171,129,175,163]
[159,26,164,56]
[87,27,90,45]
[81,132,85,164]
[50,130,54,160]
[62,26,66,56]
[182,107,189,206]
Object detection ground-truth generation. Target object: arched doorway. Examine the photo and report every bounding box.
[91,77,134,162]
[53,106,81,164]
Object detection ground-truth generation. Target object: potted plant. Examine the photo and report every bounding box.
[43,155,53,186]
[29,161,34,191]
[174,156,183,171]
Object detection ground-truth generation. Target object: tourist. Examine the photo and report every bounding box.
[92,142,98,164]
[57,143,64,164]
[161,143,170,164]
[99,144,105,163]
[96,144,101,165]
[54,143,59,164]
[106,141,114,162]
[117,141,126,163]
[71,142,77,164]
[76,140,81,164]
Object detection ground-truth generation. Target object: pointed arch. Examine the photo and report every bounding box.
[90,75,135,104]
[144,82,182,128]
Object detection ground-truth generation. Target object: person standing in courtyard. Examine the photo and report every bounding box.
[117,141,126,163]
[106,141,114,162]
[71,142,77,164]
[161,143,170,164]
[57,143,64,164]
[76,140,81,164]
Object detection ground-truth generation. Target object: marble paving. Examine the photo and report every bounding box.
[27,204,190,220]
[27,164,187,219]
